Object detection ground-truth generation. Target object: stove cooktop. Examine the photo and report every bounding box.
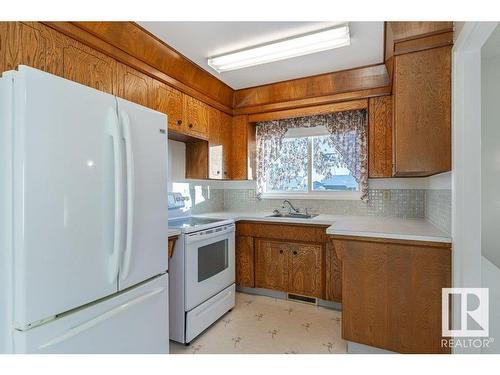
[168,217,227,229]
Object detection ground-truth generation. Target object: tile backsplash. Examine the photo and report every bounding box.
[425,189,452,234]
[180,184,451,234]
[222,189,426,218]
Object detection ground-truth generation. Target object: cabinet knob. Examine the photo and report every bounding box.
[224,171,228,175]
[217,171,220,174]
[188,123,193,128]
[279,250,283,254]
[293,250,298,255]
[177,119,182,125]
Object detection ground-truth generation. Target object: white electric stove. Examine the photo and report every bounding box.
[168,192,235,344]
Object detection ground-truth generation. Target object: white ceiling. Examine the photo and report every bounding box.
[138,22,384,90]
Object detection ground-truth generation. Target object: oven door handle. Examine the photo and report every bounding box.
[185,225,235,244]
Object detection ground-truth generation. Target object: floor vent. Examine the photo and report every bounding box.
[287,293,317,305]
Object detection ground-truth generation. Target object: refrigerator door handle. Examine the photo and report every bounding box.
[106,108,123,284]
[120,109,134,280]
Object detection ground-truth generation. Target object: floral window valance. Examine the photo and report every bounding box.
[255,109,368,200]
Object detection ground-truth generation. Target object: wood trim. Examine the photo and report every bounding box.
[233,63,391,110]
[42,22,234,114]
[384,22,454,61]
[234,86,391,116]
[394,31,454,56]
[248,99,368,122]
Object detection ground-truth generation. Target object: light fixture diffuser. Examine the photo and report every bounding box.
[207,24,350,73]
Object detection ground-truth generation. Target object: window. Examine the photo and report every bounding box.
[263,127,359,198]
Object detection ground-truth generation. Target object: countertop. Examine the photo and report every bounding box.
[168,229,181,238]
[193,211,452,243]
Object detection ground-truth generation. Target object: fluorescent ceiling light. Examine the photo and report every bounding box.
[208,24,350,73]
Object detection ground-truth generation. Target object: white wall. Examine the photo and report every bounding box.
[481,37,500,268]
[481,25,500,354]
[482,257,500,353]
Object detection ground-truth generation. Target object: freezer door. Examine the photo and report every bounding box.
[116,98,168,290]
[12,66,122,328]
[13,274,169,354]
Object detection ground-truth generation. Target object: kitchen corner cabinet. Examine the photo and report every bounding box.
[208,108,233,179]
[333,235,451,354]
[392,46,451,176]
[368,95,393,178]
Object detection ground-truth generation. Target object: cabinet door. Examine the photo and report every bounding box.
[325,239,342,302]
[62,43,115,95]
[393,46,451,176]
[116,64,153,109]
[154,82,184,132]
[183,95,208,138]
[289,243,324,298]
[220,112,233,179]
[255,239,288,291]
[368,96,393,178]
[236,236,255,288]
[231,115,250,180]
[208,107,223,179]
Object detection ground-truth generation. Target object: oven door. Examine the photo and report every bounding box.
[184,224,235,311]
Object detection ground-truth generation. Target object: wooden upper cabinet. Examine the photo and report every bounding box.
[220,112,233,179]
[236,236,255,288]
[208,108,232,179]
[288,243,324,299]
[154,81,184,132]
[116,63,153,108]
[255,239,289,292]
[2,22,116,95]
[231,115,256,180]
[183,95,208,139]
[208,107,223,179]
[393,46,451,176]
[368,96,393,178]
[4,22,52,74]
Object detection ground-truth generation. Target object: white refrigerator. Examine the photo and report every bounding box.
[0,66,169,353]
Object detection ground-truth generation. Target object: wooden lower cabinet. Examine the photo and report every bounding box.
[235,236,255,288]
[255,239,289,292]
[288,243,323,298]
[254,239,324,299]
[333,235,451,354]
[236,222,335,300]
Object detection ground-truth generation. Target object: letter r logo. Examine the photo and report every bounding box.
[442,288,489,337]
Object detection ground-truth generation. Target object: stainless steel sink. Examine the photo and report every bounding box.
[266,213,318,219]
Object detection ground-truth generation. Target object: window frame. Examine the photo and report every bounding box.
[261,130,362,200]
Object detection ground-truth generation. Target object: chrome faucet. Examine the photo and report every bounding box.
[281,200,300,214]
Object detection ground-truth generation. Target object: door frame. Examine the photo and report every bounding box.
[452,21,498,354]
